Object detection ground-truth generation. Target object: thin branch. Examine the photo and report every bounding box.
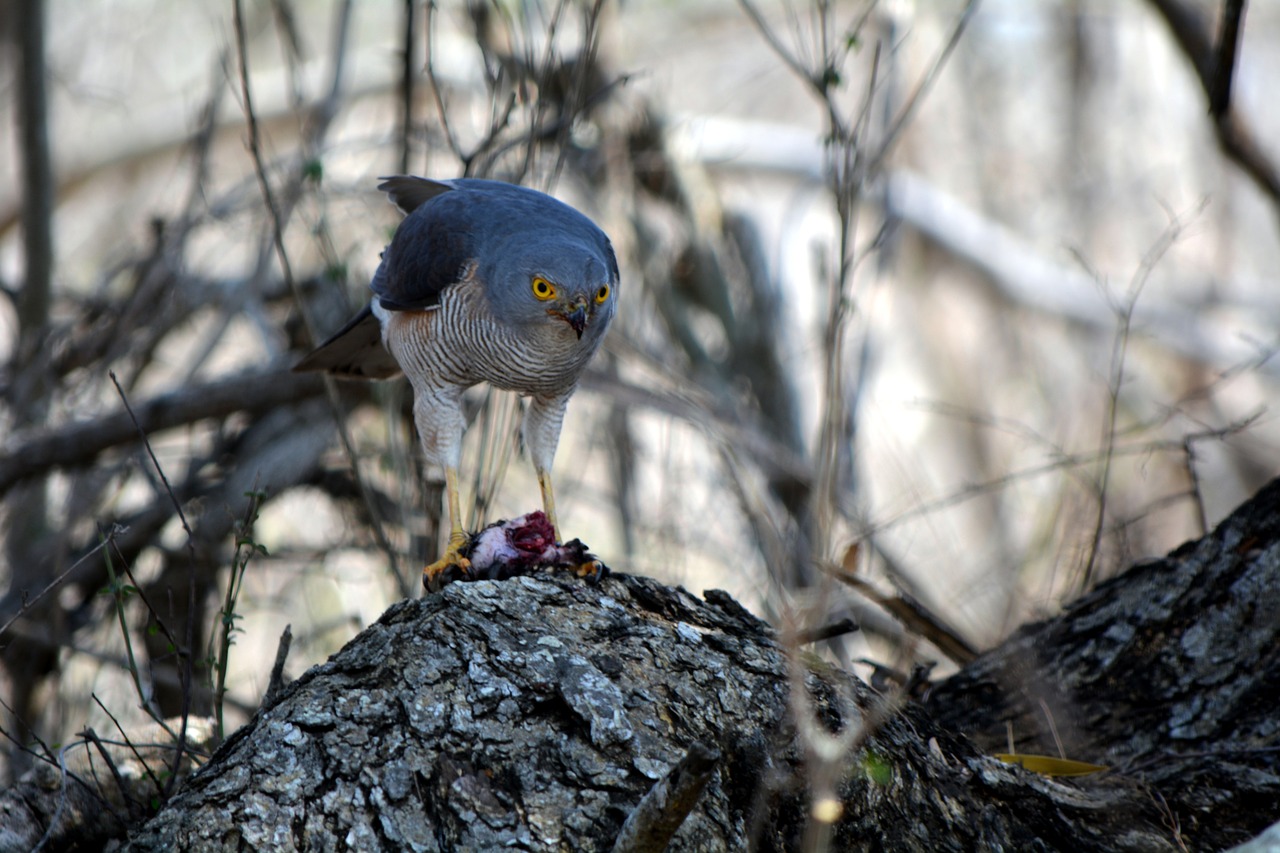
[1182,437,1208,536]
[80,725,143,818]
[737,0,828,95]
[262,623,294,709]
[867,0,981,177]
[1081,203,1202,589]
[398,0,417,173]
[1147,0,1280,213]
[233,0,408,597]
[0,528,123,642]
[110,372,196,550]
[861,412,1263,542]
[611,742,721,853]
[825,559,977,664]
[424,0,465,163]
[90,695,168,800]
[1209,0,1247,119]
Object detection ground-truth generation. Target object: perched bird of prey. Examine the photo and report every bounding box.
[295,176,618,590]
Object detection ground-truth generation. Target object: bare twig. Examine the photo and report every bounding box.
[110,372,195,550]
[232,0,407,597]
[80,726,141,818]
[0,528,123,642]
[1080,203,1203,589]
[262,624,293,709]
[1147,0,1280,213]
[90,694,168,800]
[862,412,1263,542]
[100,538,161,726]
[867,0,981,176]
[108,370,203,790]
[1209,0,1247,119]
[1182,437,1208,536]
[423,0,465,163]
[796,617,860,646]
[826,559,977,665]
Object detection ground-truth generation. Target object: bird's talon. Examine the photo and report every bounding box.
[423,545,473,592]
[574,558,609,584]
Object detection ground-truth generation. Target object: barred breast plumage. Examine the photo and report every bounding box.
[381,276,601,398]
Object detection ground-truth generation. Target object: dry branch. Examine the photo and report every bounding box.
[1147,0,1280,214]
[0,368,325,498]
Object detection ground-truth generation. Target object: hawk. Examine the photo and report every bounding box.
[296,176,618,590]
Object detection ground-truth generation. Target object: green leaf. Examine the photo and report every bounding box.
[860,750,892,785]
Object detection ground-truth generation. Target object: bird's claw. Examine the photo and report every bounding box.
[572,557,609,585]
[423,540,473,593]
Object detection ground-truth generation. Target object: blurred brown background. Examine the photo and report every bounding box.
[1,0,1277,784]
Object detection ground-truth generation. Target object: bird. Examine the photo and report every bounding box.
[461,511,602,583]
[295,176,619,590]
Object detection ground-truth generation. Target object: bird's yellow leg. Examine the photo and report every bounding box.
[537,468,604,581]
[537,468,560,542]
[423,466,472,591]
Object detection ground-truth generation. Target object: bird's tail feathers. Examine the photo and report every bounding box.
[293,305,402,380]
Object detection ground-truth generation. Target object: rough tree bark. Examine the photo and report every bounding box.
[11,480,1280,851]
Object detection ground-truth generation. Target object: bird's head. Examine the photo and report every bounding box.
[492,236,619,344]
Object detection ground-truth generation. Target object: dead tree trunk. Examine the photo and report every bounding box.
[25,480,1280,850]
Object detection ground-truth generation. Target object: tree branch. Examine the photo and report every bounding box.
[1147,0,1280,214]
[1209,0,1247,119]
[0,368,325,498]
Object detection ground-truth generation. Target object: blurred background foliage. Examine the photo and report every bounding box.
[1,0,1277,785]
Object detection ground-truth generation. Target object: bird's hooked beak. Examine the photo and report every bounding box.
[557,299,589,339]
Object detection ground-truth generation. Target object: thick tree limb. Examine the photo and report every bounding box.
[926,477,1280,849]
[100,478,1280,850]
[13,0,54,368]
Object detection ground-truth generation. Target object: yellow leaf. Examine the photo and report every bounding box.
[994,753,1108,777]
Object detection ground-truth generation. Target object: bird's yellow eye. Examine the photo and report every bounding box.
[531,277,557,301]
[594,284,610,304]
